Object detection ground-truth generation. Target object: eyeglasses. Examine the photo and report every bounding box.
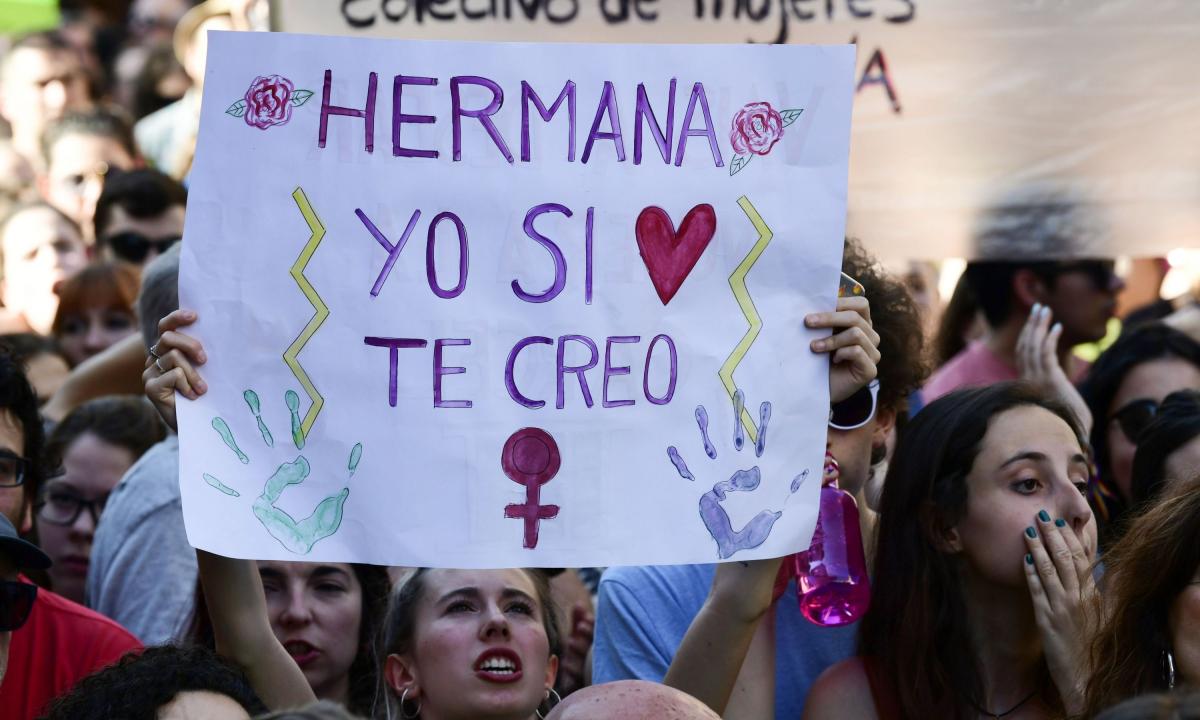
[36,485,109,527]
[1046,260,1118,292]
[104,232,180,263]
[1110,398,1157,443]
[0,579,37,631]
[0,451,29,488]
[829,380,879,431]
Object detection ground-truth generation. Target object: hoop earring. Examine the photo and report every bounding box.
[535,688,563,719]
[1164,649,1177,689]
[400,687,422,719]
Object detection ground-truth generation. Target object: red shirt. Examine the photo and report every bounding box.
[0,576,142,720]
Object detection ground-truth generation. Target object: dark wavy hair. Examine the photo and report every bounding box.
[842,238,929,415]
[0,350,44,516]
[43,395,166,474]
[1084,485,1200,717]
[187,562,391,717]
[377,568,561,717]
[37,644,267,719]
[1078,323,1200,547]
[859,382,1085,719]
[1131,389,1200,508]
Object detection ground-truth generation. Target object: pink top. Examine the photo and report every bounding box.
[922,340,1018,403]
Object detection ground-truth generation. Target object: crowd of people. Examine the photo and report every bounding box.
[0,2,1198,719]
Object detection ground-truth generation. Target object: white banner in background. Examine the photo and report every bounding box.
[178,31,854,566]
[274,0,1200,260]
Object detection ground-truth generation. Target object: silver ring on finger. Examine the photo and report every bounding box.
[149,343,162,360]
[155,357,167,374]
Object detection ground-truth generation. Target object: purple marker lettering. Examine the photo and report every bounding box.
[585,206,594,305]
[602,335,640,408]
[392,75,439,159]
[643,333,678,405]
[433,339,472,408]
[450,76,514,163]
[356,208,421,297]
[556,334,599,409]
[505,336,553,409]
[319,69,377,153]
[634,79,675,165]
[364,337,427,407]
[581,81,625,164]
[512,203,570,304]
[674,82,724,168]
[521,80,576,163]
[425,211,468,299]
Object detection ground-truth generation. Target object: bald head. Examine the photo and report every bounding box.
[546,681,720,720]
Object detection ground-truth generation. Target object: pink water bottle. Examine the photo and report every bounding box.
[793,452,871,626]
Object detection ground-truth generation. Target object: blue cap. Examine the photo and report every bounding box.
[0,514,51,570]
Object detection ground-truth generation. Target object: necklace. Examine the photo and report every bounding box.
[966,687,1040,719]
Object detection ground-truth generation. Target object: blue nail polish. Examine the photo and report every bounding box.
[1025,553,1033,565]
[1054,518,1066,528]
[1025,527,1037,539]
[1038,510,1050,523]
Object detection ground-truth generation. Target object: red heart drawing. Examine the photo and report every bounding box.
[635,204,717,305]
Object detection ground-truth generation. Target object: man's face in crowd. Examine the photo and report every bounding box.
[0,205,88,335]
[101,203,185,267]
[0,411,29,532]
[827,406,895,498]
[42,134,136,237]
[0,47,89,157]
[1040,261,1122,346]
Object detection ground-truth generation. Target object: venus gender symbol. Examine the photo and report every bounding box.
[502,427,562,549]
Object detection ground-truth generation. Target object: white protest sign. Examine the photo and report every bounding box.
[178,31,854,567]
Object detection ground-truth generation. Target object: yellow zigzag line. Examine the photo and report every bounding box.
[718,196,773,446]
[284,187,329,440]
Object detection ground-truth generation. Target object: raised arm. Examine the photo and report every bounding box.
[142,309,315,710]
[664,297,880,715]
[43,332,147,422]
[196,551,316,709]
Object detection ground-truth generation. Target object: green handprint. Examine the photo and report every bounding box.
[207,389,361,555]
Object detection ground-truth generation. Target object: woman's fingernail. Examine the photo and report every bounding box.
[1052,323,1062,333]
[1038,509,1051,523]
[813,340,827,351]
[1025,527,1037,539]
[1031,303,1041,314]
[1054,518,1066,528]
[1025,553,1033,565]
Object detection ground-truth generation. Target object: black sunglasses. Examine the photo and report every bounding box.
[0,451,28,489]
[1044,259,1117,291]
[829,380,879,431]
[104,232,180,263]
[1110,398,1157,443]
[0,579,37,631]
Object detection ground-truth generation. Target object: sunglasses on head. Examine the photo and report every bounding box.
[0,579,37,632]
[104,232,180,263]
[829,380,879,431]
[1110,398,1158,443]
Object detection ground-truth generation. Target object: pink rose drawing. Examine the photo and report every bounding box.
[226,75,313,130]
[728,102,804,176]
[731,102,785,157]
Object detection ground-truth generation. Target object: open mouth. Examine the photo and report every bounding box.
[474,648,523,683]
[284,640,320,667]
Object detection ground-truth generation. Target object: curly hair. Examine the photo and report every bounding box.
[842,238,929,413]
[1084,484,1200,717]
[37,644,267,720]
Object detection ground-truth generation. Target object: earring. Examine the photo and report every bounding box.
[400,686,422,719]
[536,688,564,719]
[1164,649,1177,689]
